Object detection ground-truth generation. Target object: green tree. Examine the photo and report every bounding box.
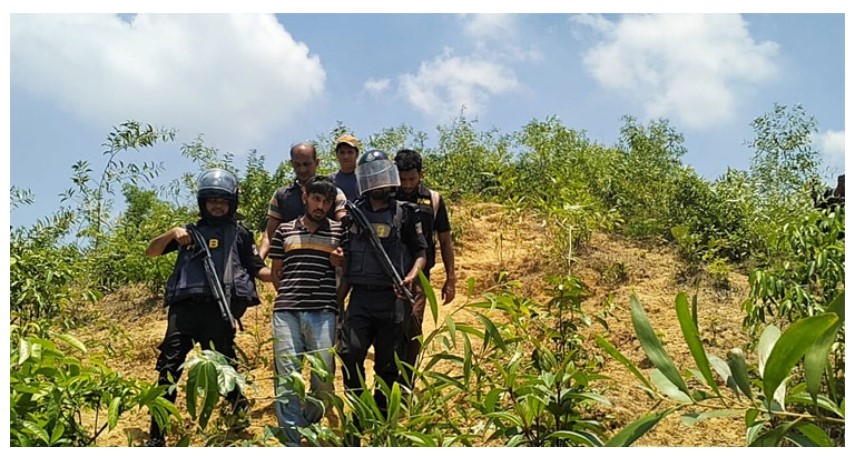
[60,121,175,249]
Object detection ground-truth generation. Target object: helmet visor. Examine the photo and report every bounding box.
[356,159,400,195]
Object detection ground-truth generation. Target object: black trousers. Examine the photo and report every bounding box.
[150,299,244,440]
[337,286,410,412]
[404,271,430,377]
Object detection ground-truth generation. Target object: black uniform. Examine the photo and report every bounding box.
[153,219,265,429]
[395,183,452,371]
[338,197,426,412]
[395,183,451,278]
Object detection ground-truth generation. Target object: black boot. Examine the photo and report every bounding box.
[146,417,166,447]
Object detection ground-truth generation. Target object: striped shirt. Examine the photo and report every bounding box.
[267,180,347,224]
[269,217,344,312]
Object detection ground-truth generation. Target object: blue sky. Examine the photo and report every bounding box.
[5,9,848,229]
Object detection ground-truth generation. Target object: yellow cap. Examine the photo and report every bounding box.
[335,134,361,150]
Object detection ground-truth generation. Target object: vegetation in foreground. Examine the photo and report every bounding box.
[10,104,844,446]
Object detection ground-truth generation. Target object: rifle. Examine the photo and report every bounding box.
[345,200,415,305]
[186,224,237,331]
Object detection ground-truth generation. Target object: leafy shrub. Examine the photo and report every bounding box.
[10,210,92,327]
[422,114,514,201]
[10,331,179,446]
[598,292,845,446]
[744,206,844,328]
[90,185,196,294]
[295,274,613,447]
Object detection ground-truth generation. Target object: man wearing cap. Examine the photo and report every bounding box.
[329,134,361,201]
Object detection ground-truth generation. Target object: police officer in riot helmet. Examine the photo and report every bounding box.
[144,169,272,447]
[337,150,427,437]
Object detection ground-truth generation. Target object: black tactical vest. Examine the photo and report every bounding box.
[164,221,259,307]
[413,185,438,267]
[346,199,412,287]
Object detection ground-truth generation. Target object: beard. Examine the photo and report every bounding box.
[305,209,326,223]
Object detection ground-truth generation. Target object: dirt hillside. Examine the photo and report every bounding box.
[78,201,751,446]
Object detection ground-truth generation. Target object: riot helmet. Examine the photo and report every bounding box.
[356,150,400,195]
[197,168,239,220]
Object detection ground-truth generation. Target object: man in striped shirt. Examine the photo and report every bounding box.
[268,176,345,446]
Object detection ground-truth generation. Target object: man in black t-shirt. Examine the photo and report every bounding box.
[394,149,456,374]
[259,142,346,259]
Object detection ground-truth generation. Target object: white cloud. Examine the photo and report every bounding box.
[462,13,517,42]
[459,13,542,63]
[813,130,845,173]
[11,14,325,151]
[398,50,518,121]
[363,77,391,96]
[577,14,778,129]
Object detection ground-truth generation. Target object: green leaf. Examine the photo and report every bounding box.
[462,330,472,382]
[605,410,670,447]
[49,423,65,445]
[418,270,439,326]
[650,369,692,403]
[445,315,456,347]
[708,355,738,393]
[757,325,781,377]
[805,292,844,402]
[750,422,796,447]
[216,362,243,397]
[795,422,834,447]
[387,382,402,423]
[744,408,759,427]
[52,333,87,353]
[198,362,220,428]
[185,361,200,419]
[726,348,754,401]
[691,294,699,330]
[482,388,502,413]
[680,409,742,426]
[108,396,121,430]
[786,392,844,418]
[595,334,655,393]
[746,420,765,445]
[22,420,49,444]
[763,313,838,403]
[476,313,506,352]
[675,292,719,396]
[630,295,690,396]
[18,338,30,365]
[545,430,603,446]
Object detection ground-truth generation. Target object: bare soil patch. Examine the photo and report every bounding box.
[76,202,751,446]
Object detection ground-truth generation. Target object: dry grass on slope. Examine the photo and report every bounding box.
[76,201,751,446]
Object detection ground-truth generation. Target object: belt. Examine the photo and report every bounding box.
[353,284,394,291]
